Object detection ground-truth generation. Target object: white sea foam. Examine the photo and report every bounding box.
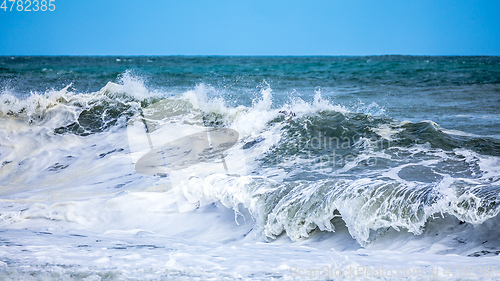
[1,75,499,279]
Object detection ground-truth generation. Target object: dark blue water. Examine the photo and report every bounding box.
[1,56,499,136]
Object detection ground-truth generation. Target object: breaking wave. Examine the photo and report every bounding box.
[1,72,499,251]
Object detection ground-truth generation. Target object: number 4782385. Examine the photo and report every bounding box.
[1,0,55,11]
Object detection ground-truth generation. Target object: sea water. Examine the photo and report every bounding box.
[0,56,499,280]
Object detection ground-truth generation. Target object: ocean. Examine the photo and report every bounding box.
[0,56,499,280]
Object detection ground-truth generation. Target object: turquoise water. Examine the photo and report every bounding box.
[2,56,499,135]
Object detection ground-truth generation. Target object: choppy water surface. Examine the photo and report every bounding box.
[0,56,499,280]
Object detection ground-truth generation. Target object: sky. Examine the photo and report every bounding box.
[0,0,499,56]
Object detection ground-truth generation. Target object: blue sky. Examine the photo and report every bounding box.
[0,0,499,56]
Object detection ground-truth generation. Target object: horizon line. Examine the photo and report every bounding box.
[1,54,499,58]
